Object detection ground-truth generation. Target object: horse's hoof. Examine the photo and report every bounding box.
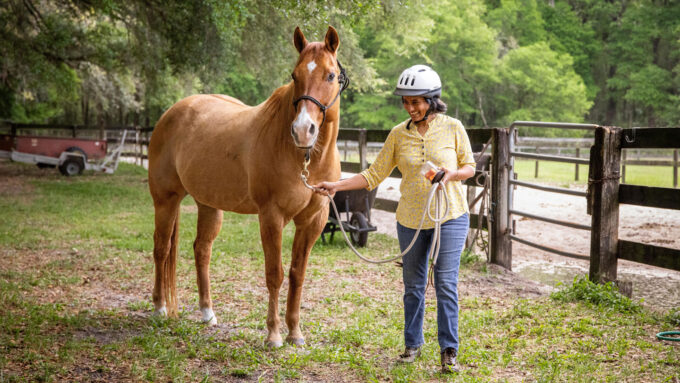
[201,308,217,326]
[286,337,306,347]
[202,316,217,326]
[154,307,168,317]
[265,340,284,349]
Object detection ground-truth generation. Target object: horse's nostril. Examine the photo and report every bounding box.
[309,124,316,136]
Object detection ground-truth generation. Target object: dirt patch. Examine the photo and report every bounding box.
[0,160,41,198]
[0,247,151,313]
[362,174,680,310]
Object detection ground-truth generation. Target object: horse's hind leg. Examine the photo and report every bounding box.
[194,202,223,326]
[152,193,183,317]
[286,207,328,346]
[258,209,285,348]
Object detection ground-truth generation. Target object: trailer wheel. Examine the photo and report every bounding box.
[65,147,87,161]
[349,212,369,248]
[59,157,84,176]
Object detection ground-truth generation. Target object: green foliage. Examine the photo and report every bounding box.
[2,0,679,131]
[460,249,482,267]
[496,42,592,126]
[486,0,546,46]
[427,0,499,127]
[540,1,600,101]
[665,308,680,327]
[551,276,643,314]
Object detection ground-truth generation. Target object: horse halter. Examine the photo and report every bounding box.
[292,60,350,129]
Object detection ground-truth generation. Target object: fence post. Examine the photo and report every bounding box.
[135,127,141,166]
[534,146,539,178]
[587,126,622,286]
[358,128,368,170]
[674,149,678,188]
[621,150,627,184]
[490,128,512,270]
[575,148,580,181]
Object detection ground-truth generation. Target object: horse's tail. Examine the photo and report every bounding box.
[165,210,180,317]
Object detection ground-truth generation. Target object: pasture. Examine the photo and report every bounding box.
[512,160,675,188]
[0,161,678,382]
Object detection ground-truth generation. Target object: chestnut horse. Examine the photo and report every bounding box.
[147,26,345,347]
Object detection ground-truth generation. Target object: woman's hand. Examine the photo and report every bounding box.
[312,175,369,196]
[439,165,475,186]
[439,167,458,185]
[312,181,339,196]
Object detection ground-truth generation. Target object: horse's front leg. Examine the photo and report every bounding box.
[193,202,223,326]
[286,206,328,346]
[258,209,285,348]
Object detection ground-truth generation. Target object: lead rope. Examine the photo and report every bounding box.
[301,159,450,265]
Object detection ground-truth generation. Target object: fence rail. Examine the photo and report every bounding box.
[3,121,679,278]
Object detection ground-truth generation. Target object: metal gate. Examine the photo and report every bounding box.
[506,121,598,261]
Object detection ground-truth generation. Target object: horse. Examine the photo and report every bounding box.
[147,26,345,347]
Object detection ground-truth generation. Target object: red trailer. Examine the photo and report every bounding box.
[0,131,128,176]
[14,135,107,160]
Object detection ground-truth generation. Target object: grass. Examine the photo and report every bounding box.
[0,160,679,382]
[512,160,674,188]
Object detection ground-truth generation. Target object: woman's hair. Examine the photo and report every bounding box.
[430,97,447,114]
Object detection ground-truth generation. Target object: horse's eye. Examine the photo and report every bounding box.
[327,73,336,82]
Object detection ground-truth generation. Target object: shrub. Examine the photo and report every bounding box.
[550,275,642,314]
[665,307,680,326]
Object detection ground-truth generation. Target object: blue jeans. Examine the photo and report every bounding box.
[397,213,469,352]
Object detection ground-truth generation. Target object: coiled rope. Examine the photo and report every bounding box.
[301,171,450,265]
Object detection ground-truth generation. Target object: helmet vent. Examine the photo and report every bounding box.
[411,77,415,86]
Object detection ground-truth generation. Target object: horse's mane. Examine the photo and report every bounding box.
[208,94,247,106]
[261,82,294,119]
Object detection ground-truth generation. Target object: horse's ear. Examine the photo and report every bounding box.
[294,26,308,54]
[325,26,339,54]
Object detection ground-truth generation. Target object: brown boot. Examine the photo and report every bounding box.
[397,346,421,363]
[440,347,460,373]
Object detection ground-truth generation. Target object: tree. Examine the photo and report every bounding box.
[494,42,592,135]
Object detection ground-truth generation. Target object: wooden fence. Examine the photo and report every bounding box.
[338,124,680,289]
[4,122,680,286]
[600,127,680,281]
[509,136,678,187]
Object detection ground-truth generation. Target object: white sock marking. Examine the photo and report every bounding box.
[201,307,217,326]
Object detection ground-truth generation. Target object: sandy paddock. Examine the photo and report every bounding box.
[351,174,680,310]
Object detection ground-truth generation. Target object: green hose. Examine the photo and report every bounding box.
[656,331,680,341]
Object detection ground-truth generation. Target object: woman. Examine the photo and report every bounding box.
[314,65,476,373]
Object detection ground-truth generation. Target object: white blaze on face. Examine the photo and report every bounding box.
[307,60,317,74]
[291,104,317,148]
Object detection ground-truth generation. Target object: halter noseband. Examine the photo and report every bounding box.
[292,60,350,129]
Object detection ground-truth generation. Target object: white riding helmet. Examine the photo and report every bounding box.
[394,65,442,98]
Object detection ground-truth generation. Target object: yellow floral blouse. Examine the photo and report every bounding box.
[360,114,476,229]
